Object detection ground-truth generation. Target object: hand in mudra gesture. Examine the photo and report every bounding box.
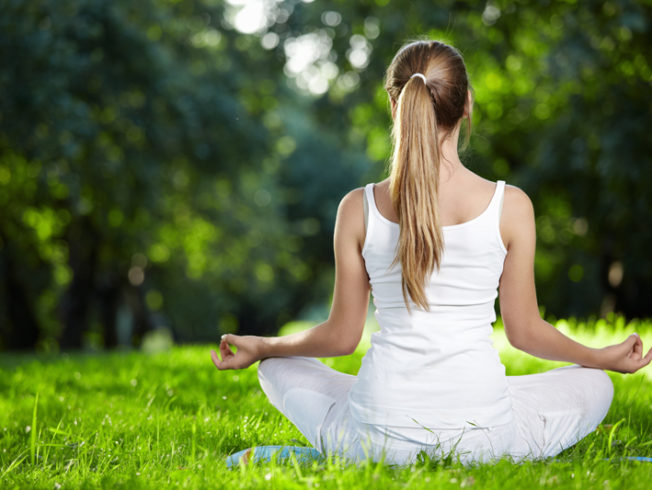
[599,333,652,373]
[211,334,263,371]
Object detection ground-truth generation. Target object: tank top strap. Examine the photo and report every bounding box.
[361,184,377,255]
[364,183,383,223]
[486,180,506,219]
[486,180,507,254]
[363,184,371,231]
[363,183,375,208]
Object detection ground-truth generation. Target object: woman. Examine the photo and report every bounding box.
[211,40,651,464]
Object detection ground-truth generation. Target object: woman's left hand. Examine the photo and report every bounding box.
[597,333,652,373]
[211,334,263,370]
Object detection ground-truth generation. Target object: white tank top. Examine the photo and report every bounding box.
[348,181,513,430]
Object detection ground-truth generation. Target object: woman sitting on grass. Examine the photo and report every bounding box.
[211,40,651,464]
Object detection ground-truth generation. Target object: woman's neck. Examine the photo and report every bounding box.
[438,124,464,182]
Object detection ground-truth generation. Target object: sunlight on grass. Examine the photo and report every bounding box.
[1,316,651,488]
[491,315,652,379]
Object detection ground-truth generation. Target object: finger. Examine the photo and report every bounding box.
[211,349,237,370]
[627,347,652,373]
[220,338,234,359]
[631,334,643,357]
[625,333,640,348]
[622,334,641,358]
[223,333,241,348]
[641,347,652,367]
[210,349,222,369]
[216,355,238,370]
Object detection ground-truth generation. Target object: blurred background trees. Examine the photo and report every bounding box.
[0,0,650,350]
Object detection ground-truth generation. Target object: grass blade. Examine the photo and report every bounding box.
[30,392,39,466]
[1,452,28,479]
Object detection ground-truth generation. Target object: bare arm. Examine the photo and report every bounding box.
[498,186,651,373]
[212,188,370,370]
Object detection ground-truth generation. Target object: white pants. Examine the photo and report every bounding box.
[258,357,613,465]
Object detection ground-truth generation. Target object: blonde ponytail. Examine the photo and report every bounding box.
[385,41,471,311]
[389,76,444,311]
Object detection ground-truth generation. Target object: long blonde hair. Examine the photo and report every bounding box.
[385,41,471,311]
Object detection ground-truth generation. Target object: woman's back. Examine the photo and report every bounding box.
[348,176,513,430]
[371,169,502,229]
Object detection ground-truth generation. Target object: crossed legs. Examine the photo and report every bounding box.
[257,357,613,463]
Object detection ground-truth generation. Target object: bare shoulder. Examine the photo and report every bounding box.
[337,187,365,222]
[335,187,365,244]
[503,184,534,219]
[500,184,535,249]
[339,187,364,209]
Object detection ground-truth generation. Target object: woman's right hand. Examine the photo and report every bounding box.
[210,334,263,371]
[597,333,652,373]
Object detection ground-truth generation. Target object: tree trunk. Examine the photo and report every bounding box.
[97,274,120,349]
[0,236,40,350]
[125,285,152,346]
[59,217,98,349]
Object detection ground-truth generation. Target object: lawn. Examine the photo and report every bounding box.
[1,316,651,489]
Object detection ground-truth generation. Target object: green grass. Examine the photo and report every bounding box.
[1,316,651,489]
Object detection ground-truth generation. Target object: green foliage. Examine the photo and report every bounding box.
[1,0,651,349]
[0,0,366,348]
[274,0,652,317]
[0,317,651,488]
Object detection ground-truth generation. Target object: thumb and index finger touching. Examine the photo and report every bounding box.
[211,334,242,370]
[210,347,234,370]
[221,333,243,348]
[622,333,652,371]
[637,345,652,369]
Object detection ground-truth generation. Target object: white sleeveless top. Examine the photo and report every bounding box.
[348,181,513,430]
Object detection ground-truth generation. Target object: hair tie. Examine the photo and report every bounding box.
[410,73,427,84]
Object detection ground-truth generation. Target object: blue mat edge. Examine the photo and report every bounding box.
[226,445,323,468]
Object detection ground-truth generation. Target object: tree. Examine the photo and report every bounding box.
[267,0,652,318]
[1,0,650,350]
